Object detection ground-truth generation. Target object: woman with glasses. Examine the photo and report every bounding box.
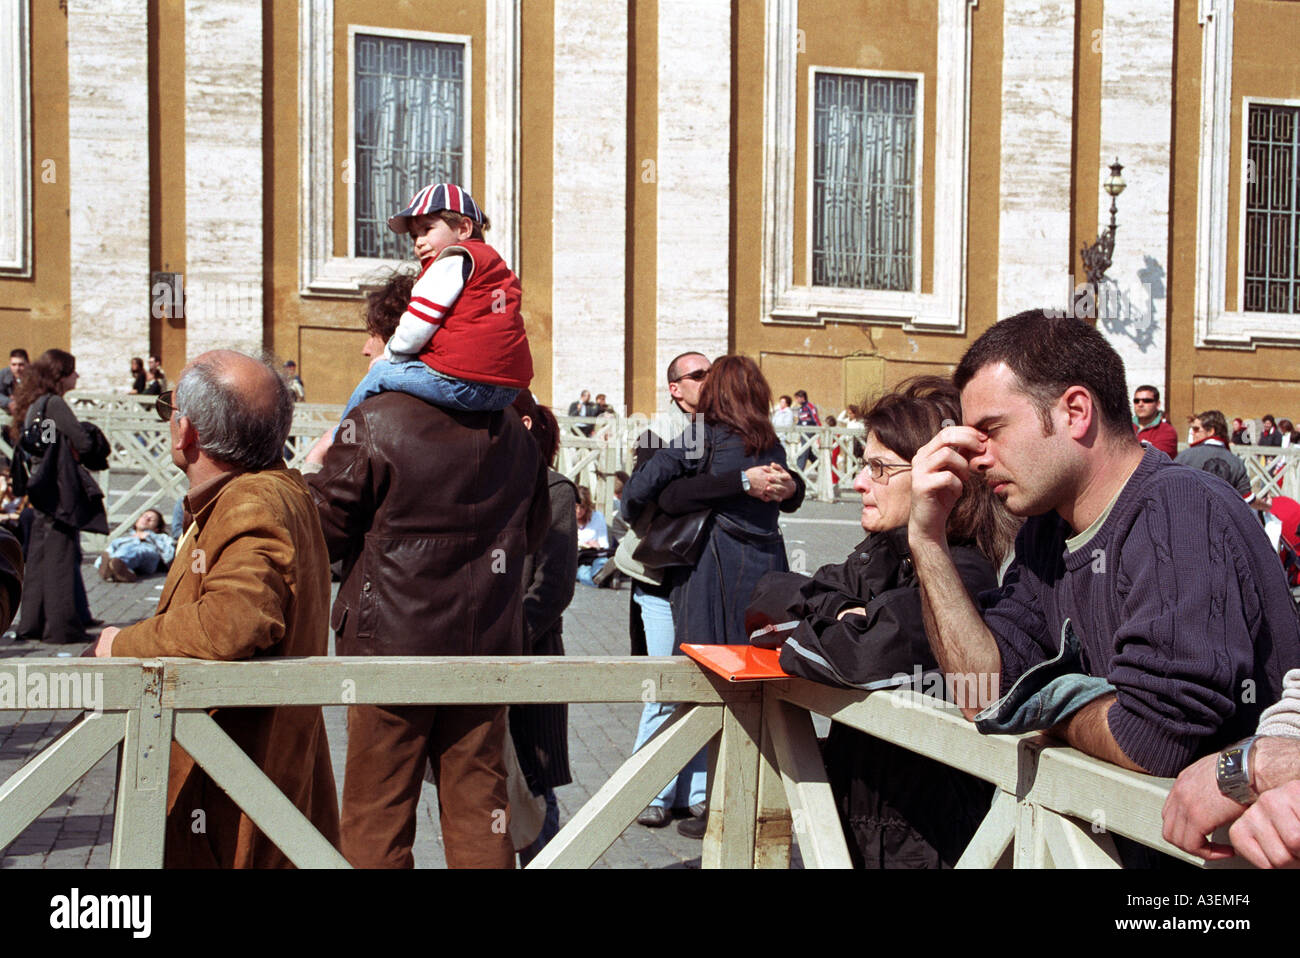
[755,376,1018,867]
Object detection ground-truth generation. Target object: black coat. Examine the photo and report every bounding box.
[751,525,999,868]
[757,526,995,687]
[510,470,577,794]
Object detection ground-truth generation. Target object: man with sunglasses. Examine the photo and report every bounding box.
[1131,384,1177,458]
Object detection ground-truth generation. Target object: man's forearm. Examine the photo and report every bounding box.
[1253,736,1300,794]
[1046,694,1147,772]
[911,536,1002,718]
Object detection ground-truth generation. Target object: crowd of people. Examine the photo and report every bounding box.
[3,182,1300,871]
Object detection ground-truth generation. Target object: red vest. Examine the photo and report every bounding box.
[419,240,532,389]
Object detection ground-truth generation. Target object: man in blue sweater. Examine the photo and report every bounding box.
[908,310,1300,786]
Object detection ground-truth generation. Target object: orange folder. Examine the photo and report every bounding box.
[680,644,790,682]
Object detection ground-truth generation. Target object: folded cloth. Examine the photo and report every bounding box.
[974,618,1115,735]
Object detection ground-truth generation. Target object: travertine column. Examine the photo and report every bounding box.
[1097,0,1173,400]
[184,0,263,360]
[996,0,1075,320]
[67,0,150,389]
[551,0,627,410]
[656,0,731,410]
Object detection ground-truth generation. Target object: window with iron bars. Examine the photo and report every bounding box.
[354,34,465,261]
[1244,102,1300,314]
[811,72,917,292]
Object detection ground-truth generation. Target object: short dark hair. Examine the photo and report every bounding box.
[9,349,28,362]
[953,310,1132,439]
[511,391,560,463]
[794,390,808,401]
[1134,384,1160,402]
[666,351,707,384]
[780,394,792,406]
[363,268,419,341]
[1193,409,1230,442]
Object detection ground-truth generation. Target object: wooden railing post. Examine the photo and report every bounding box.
[110,662,171,868]
[702,684,762,869]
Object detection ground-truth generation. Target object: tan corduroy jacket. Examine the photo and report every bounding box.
[113,465,340,868]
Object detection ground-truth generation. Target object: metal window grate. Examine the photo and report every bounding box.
[1244,102,1300,314]
[812,73,916,292]
[354,34,465,260]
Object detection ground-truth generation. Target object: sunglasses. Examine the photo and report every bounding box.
[1132,397,1157,404]
[155,390,175,422]
[864,458,912,481]
[673,370,709,384]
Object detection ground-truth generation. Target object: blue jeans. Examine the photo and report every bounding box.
[338,360,520,433]
[576,556,609,586]
[631,588,707,809]
[102,537,165,576]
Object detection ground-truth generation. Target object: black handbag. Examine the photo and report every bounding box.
[630,430,715,570]
[630,503,712,570]
[10,396,55,499]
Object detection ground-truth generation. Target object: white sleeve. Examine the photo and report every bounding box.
[1257,668,1300,739]
[386,254,468,357]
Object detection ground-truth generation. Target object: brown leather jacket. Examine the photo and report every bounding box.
[308,392,550,656]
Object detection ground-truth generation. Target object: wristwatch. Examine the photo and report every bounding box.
[1216,736,1259,804]
[740,470,752,492]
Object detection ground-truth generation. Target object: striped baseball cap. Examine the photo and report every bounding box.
[387,183,484,233]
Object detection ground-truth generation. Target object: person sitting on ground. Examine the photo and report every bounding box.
[96,508,176,583]
[575,485,611,586]
[333,183,531,437]
[750,376,1018,867]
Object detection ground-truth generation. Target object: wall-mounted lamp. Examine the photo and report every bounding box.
[1080,159,1127,288]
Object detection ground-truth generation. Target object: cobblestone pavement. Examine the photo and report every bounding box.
[1,500,863,869]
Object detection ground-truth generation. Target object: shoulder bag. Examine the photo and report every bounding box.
[630,428,715,570]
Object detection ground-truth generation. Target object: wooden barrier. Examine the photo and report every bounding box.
[0,656,1239,869]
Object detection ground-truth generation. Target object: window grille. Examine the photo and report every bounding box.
[1244,102,1300,314]
[354,34,465,260]
[812,73,917,291]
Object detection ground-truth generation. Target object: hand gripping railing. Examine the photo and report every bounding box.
[1,656,1243,869]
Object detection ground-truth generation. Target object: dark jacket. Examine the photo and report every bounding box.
[752,525,999,869]
[763,526,997,687]
[308,392,550,656]
[0,526,21,632]
[622,422,804,646]
[22,394,109,533]
[510,469,577,793]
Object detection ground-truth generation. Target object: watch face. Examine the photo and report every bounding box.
[1219,748,1245,779]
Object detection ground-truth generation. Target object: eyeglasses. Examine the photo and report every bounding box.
[672,369,709,384]
[1132,397,1157,404]
[155,390,175,422]
[864,458,912,481]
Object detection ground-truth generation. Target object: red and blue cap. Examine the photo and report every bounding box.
[387,183,484,234]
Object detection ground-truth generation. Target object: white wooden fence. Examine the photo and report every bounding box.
[0,656,1239,869]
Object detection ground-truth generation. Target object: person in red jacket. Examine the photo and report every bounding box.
[335,183,532,433]
[1131,384,1177,458]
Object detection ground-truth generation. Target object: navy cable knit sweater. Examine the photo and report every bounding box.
[980,446,1300,776]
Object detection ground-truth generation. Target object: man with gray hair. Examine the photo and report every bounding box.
[91,350,340,868]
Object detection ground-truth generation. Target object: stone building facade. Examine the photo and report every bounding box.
[2,0,1299,423]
